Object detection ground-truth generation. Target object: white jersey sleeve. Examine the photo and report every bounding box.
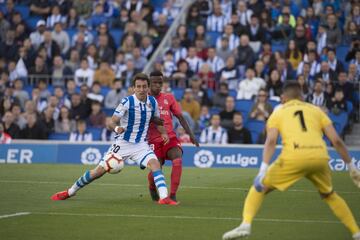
[113,97,129,118]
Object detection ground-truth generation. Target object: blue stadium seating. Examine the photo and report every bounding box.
[49,133,70,140]
[269,100,280,110]
[109,29,123,48]
[26,16,42,31]
[328,112,348,134]
[151,0,166,8]
[206,31,221,47]
[235,99,253,113]
[66,29,77,41]
[173,88,184,101]
[271,43,286,53]
[88,127,102,141]
[15,5,30,19]
[103,108,114,117]
[245,120,266,144]
[209,107,220,115]
[336,45,349,64]
[207,89,214,98]
[100,86,111,97]
[346,101,353,115]
[229,90,237,98]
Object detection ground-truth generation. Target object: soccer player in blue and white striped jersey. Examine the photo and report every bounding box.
[51,73,178,205]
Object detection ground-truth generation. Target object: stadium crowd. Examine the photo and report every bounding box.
[0,0,359,145]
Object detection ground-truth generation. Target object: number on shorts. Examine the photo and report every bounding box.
[111,144,120,153]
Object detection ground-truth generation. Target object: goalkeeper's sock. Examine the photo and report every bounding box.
[147,171,156,190]
[170,158,182,197]
[68,170,94,196]
[324,192,360,234]
[153,169,168,199]
[242,186,266,224]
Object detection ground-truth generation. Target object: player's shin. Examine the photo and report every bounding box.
[68,169,101,196]
[242,186,266,224]
[323,192,360,235]
[170,158,182,198]
[152,169,168,199]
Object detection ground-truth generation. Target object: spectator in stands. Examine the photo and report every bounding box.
[87,81,104,104]
[187,6,202,29]
[70,93,88,120]
[41,106,55,137]
[2,111,20,138]
[198,105,211,132]
[198,63,216,90]
[236,1,252,26]
[36,79,51,100]
[219,96,236,129]
[200,114,228,144]
[112,7,129,29]
[93,61,115,87]
[167,37,187,63]
[186,46,203,73]
[180,88,200,122]
[297,50,319,78]
[190,76,210,106]
[347,63,359,83]
[69,119,93,142]
[0,29,19,61]
[336,72,355,104]
[236,34,256,76]
[12,79,29,109]
[120,21,142,47]
[213,82,229,109]
[52,22,70,56]
[46,5,65,29]
[66,8,80,29]
[55,106,76,133]
[247,15,265,50]
[104,79,126,108]
[327,48,344,74]
[101,117,116,141]
[216,36,232,62]
[0,121,11,144]
[65,49,80,72]
[54,87,71,109]
[272,13,293,43]
[266,70,283,99]
[52,56,73,87]
[72,20,94,47]
[285,39,302,69]
[121,35,136,56]
[140,35,154,59]
[306,80,329,111]
[0,11,10,41]
[206,2,229,32]
[88,101,106,128]
[132,47,147,70]
[276,58,294,82]
[218,56,240,90]
[30,0,51,18]
[123,0,143,15]
[96,35,114,64]
[326,13,342,48]
[237,68,266,100]
[39,31,61,64]
[206,47,225,73]
[216,24,239,51]
[297,74,310,99]
[249,89,273,121]
[344,21,359,45]
[74,58,94,87]
[112,51,127,79]
[177,127,191,144]
[20,113,47,139]
[315,61,337,84]
[155,14,169,39]
[131,10,148,36]
[11,103,26,130]
[88,3,108,30]
[293,24,308,54]
[73,0,93,20]
[227,112,252,144]
[163,51,176,77]
[327,88,347,115]
[46,95,60,119]
[65,79,77,99]
[122,58,139,88]
[254,60,267,81]
[172,59,194,88]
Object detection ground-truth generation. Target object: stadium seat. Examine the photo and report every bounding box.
[49,133,70,140]
[207,89,214,98]
[271,43,286,53]
[245,120,266,144]
[26,16,43,31]
[66,29,77,41]
[346,101,353,115]
[24,85,33,96]
[151,0,166,8]
[206,31,221,47]
[15,5,30,19]
[336,45,349,63]
[209,107,220,115]
[88,127,102,141]
[235,99,253,113]
[103,108,114,117]
[100,86,111,96]
[109,29,123,48]
[229,90,237,98]
[269,100,280,110]
[173,88,184,101]
[328,112,348,134]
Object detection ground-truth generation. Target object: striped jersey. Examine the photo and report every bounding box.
[113,94,159,143]
[200,126,228,144]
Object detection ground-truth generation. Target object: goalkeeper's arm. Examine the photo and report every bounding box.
[323,124,360,187]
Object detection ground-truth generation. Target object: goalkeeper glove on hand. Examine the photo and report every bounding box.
[253,162,269,192]
[348,163,360,188]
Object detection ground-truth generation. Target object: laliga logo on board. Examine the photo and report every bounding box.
[81,148,102,165]
[194,150,215,168]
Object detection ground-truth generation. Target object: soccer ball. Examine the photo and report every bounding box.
[104,154,124,174]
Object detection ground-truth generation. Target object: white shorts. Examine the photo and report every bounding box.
[98,139,157,170]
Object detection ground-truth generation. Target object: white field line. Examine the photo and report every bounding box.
[31,212,359,225]
[0,212,30,219]
[0,179,359,194]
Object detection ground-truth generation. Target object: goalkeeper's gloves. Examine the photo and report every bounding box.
[348,162,360,188]
[253,162,269,192]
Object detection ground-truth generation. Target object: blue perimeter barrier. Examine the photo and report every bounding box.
[0,141,359,171]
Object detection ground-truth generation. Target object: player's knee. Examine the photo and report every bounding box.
[320,190,334,199]
[147,158,160,170]
[167,148,182,160]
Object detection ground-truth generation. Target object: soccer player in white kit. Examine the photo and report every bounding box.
[51,73,178,205]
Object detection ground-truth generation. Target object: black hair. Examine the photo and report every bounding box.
[149,71,163,78]
[132,73,149,86]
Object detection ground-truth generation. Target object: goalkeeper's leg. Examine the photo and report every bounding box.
[322,191,360,238]
[51,166,106,200]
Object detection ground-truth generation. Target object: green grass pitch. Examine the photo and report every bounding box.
[0,164,359,240]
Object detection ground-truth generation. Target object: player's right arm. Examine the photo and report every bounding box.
[322,114,360,188]
[108,98,129,134]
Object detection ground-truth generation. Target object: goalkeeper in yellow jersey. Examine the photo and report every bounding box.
[223,81,360,240]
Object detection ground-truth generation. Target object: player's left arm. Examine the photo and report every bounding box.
[109,98,128,134]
